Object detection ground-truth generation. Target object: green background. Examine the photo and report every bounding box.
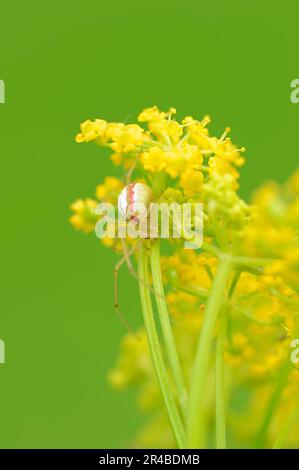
[0,0,298,448]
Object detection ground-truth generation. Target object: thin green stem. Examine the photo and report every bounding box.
[233,304,274,326]
[228,270,241,297]
[172,281,209,300]
[201,243,276,269]
[233,255,275,267]
[204,265,214,282]
[209,211,229,250]
[215,271,239,448]
[138,242,186,448]
[151,239,188,418]
[152,171,167,199]
[187,256,232,448]
[201,242,222,258]
[270,288,299,308]
[215,306,228,448]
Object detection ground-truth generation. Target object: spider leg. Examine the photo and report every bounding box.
[119,238,156,290]
[114,242,139,336]
[120,238,166,305]
[126,154,139,186]
[121,235,167,304]
[120,237,139,280]
[123,147,143,188]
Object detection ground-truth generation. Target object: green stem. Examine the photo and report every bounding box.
[215,270,239,448]
[152,172,167,199]
[233,255,275,267]
[138,242,186,448]
[201,243,276,269]
[254,358,292,448]
[272,403,299,449]
[201,241,222,258]
[151,239,188,418]
[228,270,241,297]
[201,242,222,257]
[187,256,232,448]
[215,306,228,448]
[173,282,209,301]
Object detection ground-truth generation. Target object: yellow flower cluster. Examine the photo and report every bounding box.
[244,171,299,290]
[71,106,299,449]
[95,176,124,205]
[76,119,144,153]
[69,198,98,233]
[75,106,245,197]
[69,176,124,234]
[110,239,299,447]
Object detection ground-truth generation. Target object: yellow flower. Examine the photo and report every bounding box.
[251,182,281,211]
[95,176,124,204]
[149,118,183,144]
[69,198,98,233]
[73,108,299,449]
[109,123,144,154]
[101,237,115,248]
[108,329,152,390]
[140,146,167,173]
[164,149,186,178]
[75,119,107,143]
[159,188,184,204]
[287,169,299,194]
[183,115,211,148]
[110,152,123,166]
[214,138,245,165]
[180,169,203,196]
[185,146,203,169]
[138,105,167,123]
[208,156,239,178]
[164,145,203,179]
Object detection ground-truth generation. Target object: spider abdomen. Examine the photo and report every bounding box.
[118,183,153,221]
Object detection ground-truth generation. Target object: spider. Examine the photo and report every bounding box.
[113,180,157,332]
[109,164,200,333]
[109,177,198,353]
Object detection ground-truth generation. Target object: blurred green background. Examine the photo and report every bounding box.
[0,0,298,448]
